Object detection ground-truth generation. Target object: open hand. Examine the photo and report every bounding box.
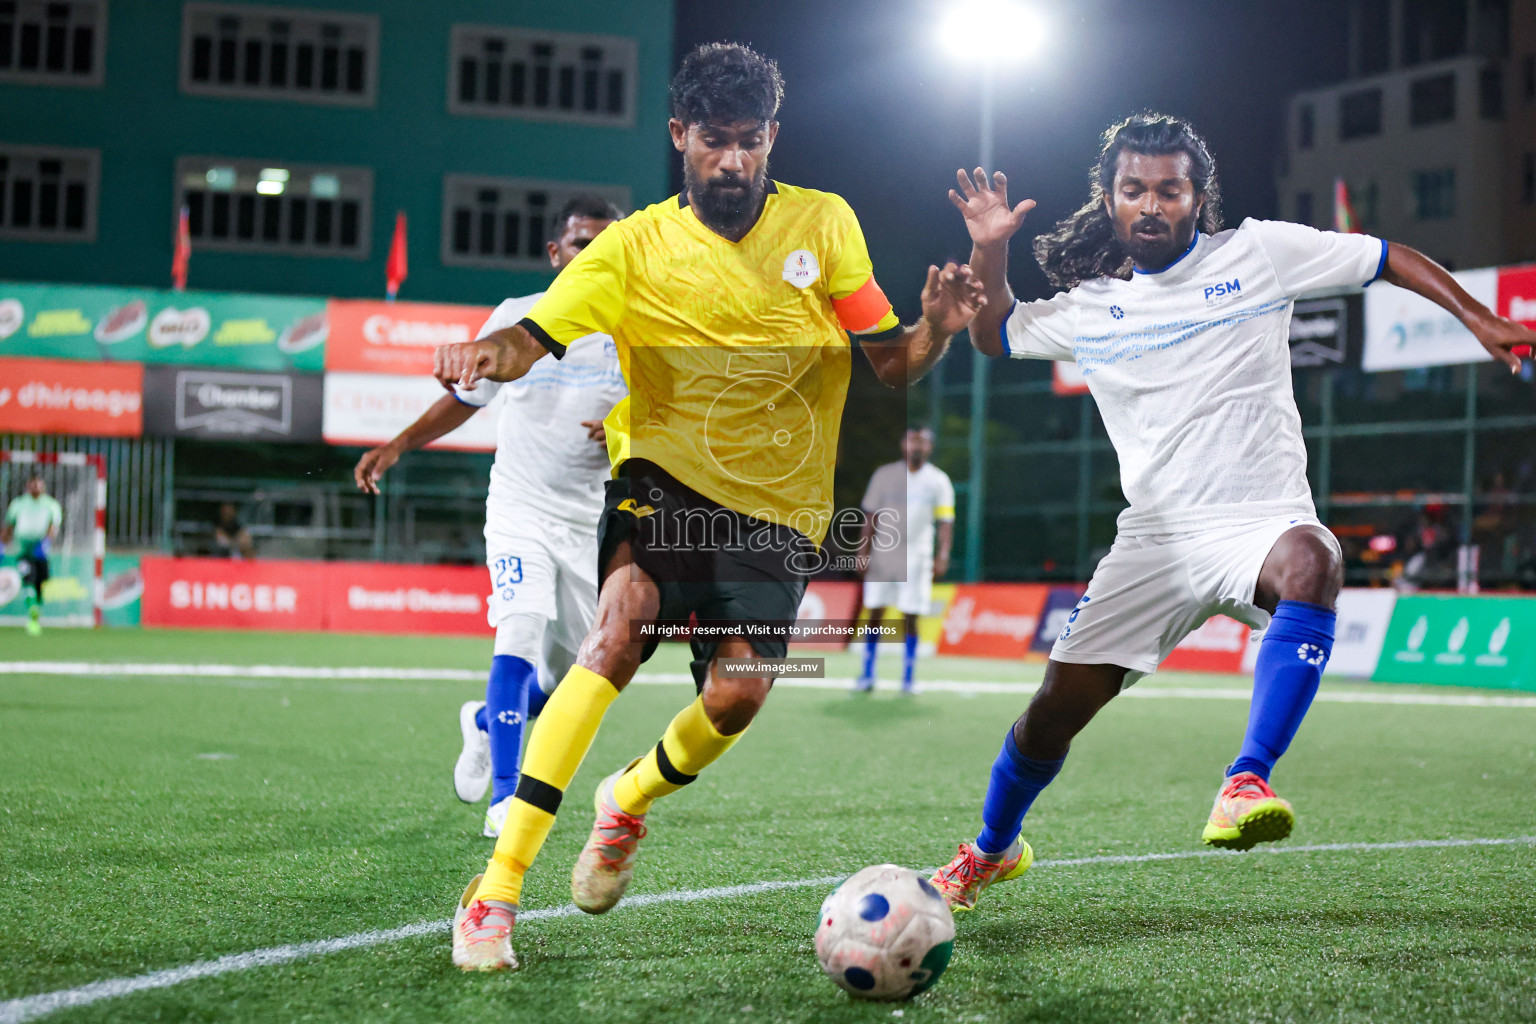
[354,444,400,494]
[921,262,987,337]
[949,168,1036,248]
[1472,314,1536,373]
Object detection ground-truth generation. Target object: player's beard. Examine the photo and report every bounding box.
[686,161,769,236]
[1120,208,1198,271]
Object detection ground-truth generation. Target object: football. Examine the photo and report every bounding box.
[814,864,956,1001]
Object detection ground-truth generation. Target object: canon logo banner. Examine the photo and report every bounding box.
[360,315,472,348]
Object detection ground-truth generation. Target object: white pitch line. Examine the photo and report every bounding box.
[1,835,1532,1024]
[3,661,1535,707]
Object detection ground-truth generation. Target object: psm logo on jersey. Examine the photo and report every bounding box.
[1109,305,1125,320]
[782,249,820,289]
[1203,278,1241,307]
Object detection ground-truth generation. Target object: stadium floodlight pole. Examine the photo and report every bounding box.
[937,0,1045,582]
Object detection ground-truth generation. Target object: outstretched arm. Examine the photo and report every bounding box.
[433,323,551,391]
[353,393,478,494]
[860,263,987,388]
[948,168,1037,357]
[1381,242,1535,373]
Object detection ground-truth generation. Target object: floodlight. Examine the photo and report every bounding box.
[937,0,1046,64]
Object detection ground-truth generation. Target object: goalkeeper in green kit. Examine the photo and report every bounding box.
[3,473,63,636]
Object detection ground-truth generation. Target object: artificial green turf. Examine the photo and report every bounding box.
[1,629,1533,1023]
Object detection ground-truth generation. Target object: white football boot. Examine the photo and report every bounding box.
[482,795,511,838]
[454,700,491,803]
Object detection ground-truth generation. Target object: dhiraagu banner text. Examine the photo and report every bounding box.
[1373,595,1536,691]
[0,281,327,373]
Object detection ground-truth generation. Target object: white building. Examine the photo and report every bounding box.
[1278,0,1534,270]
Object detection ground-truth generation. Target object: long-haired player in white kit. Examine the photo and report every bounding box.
[926,114,1536,911]
[354,195,629,837]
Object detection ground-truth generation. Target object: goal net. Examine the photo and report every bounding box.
[0,451,104,627]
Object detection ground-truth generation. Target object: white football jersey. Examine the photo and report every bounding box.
[861,460,955,576]
[454,294,628,531]
[1003,218,1386,535]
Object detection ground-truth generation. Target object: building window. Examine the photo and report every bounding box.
[1478,66,1503,119]
[441,175,629,270]
[1339,87,1382,140]
[1296,103,1314,150]
[1409,72,1457,126]
[1295,191,1313,227]
[175,156,371,257]
[1411,168,1456,220]
[1523,151,1535,205]
[0,1,106,86]
[180,3,377,107]
[0,144,98,241]
[447,26,637,127]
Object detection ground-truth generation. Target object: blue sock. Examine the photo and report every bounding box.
[861,628,879,679]
[474,704,488,732]
[1229,600,1336,780]
[975,727,1066,855]
[526,682,551,719]
[484,654,536,804]
[902,632,918,687]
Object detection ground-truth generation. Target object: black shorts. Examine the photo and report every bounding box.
[597,459,811,689]
[17,543,49,597]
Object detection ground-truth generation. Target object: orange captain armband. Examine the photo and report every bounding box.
[832,275,895,335]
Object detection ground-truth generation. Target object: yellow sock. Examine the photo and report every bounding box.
[612,696,744,816]
[473,665,619,906]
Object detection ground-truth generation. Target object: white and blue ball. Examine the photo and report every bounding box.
[814,864,956,1001]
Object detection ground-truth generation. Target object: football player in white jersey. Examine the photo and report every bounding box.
[854,426,954,692]
[927,114,1536,911]
[353,195,628,838]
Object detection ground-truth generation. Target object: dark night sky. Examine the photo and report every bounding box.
[673,0,1352,315]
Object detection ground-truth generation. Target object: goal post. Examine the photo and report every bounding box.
[0,450,105,628]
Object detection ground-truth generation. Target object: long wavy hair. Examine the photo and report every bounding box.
[1033,114,1223,291]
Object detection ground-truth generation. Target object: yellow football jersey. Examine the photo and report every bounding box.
[519,181,901,545]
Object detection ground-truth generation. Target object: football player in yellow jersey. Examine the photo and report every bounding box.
[436,42,986,972]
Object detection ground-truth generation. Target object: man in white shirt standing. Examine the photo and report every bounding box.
[927,113,1535,911]
[855,426,954,692]
[354,195,628,837]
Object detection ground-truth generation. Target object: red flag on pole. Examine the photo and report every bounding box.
[385,211,408,301]
[1333,177,1361,234]
[171,204,191,292]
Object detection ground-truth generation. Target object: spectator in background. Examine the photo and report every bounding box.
[213,503,255,559]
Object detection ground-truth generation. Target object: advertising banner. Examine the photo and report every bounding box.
[1161,615,1251,674]
[1362,268,1497,371]
[101,551,143,628]
[1032,583,1087,653]
[1372,594,1536,690]
[1497,264,1536,328]
[142,365,324,442]
[322,371,499,450]
[792,579,861,651]
[0,356,142,437]
[937,583,1050,658]
[140,556,496,636]
[1289,295,1361,370]
[141,556,328,631]
[1326,588,1398,677]
[324,299,494,376]
[324,561,492,636]
[0,281,327,372]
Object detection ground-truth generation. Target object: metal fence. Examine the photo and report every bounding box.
[0,434,172,549]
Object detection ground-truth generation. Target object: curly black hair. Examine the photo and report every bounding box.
[670,42,784,126]
[1034,113,1223,291]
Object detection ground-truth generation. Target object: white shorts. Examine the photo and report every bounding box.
[1051,515,1338,686]
[485,520,599,687]
[863,559,934,617]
